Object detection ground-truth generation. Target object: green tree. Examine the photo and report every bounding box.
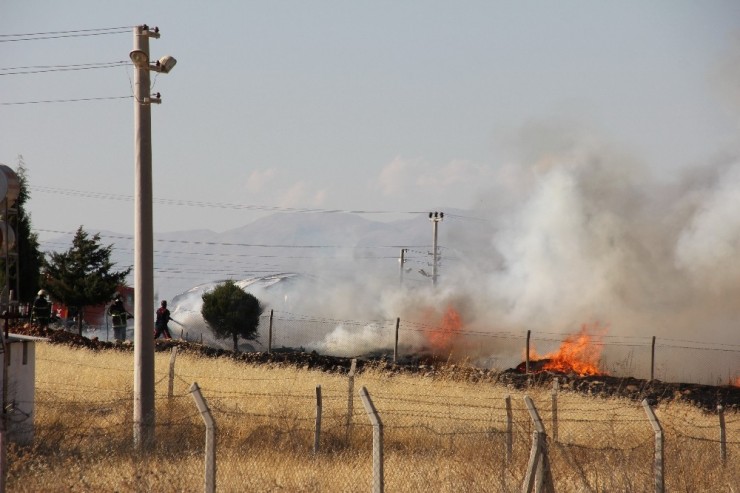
[41,226,131,335]
[14,158,44,302]
[201,280,264,352]
[0,156,43,303]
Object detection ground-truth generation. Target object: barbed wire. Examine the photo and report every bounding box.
[36,382,132,395]
[36,355,133,373]
[551,435,654,452]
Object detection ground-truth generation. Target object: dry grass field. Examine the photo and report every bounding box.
[6,342,739,492]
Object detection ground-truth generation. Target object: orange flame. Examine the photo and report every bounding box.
[423,305,463,351]
[529,324,607,376]
[732,377,740,388]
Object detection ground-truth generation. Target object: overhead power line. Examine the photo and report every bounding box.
[30,185,428,216]
[29,186,485,221]
[37,228,429,250]
[0,60,131,76]
[0,26,131,43]
[445,213,490,222]
[0,96,133,106]
[0,26,133,37]
[1,95,132,106]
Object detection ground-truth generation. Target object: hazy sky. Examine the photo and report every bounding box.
[1,1,739,240]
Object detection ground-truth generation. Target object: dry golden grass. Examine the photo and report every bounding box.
[6,343,738,492]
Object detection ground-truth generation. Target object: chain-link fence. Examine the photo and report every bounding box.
[101,309,736,386]
[7,343,738,492]
[77,309,739,387]
[271,312,740,386]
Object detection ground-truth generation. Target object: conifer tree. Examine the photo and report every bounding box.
[42,226,131,335]
[201,280,264,352]
[0,156,43,303]
[14,157,44,302]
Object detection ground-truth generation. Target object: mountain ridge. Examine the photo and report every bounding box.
[40,208,480,299]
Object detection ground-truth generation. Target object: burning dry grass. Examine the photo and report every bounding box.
[7,343,739,492]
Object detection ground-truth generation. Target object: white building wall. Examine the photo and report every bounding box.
[1,339,36,445]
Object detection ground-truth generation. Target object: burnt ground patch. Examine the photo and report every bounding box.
[497,369,738,412]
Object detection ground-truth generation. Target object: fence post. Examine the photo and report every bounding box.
[0,332,8,493]
[0,418,5,493]
[190,382,216,493]
[522,396,554,493]
[505,395,513,462]
[525,330,531,374]
[650,336,656,381]
[314,385,322,454]
[718,405,726,464]
[393,318,400,363]
[168,347,178,399]
[346,358,357,442]
[551,378,558,443]
[360,386,384,493]
[268,309,273,355]
[642,399,664,493]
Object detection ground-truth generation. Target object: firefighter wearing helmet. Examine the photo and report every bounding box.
[32,289,52,328]
[108,293,133,342]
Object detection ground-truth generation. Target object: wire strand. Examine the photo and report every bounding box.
[1,95,132,106]
[0,27,131,43]
[0,61,130,76]
[29,185,428,216]
[0,26,133,37]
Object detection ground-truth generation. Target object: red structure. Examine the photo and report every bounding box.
[51,286,134,328]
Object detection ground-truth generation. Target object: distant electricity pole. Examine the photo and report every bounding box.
[399,248,407,286]
[429,212,444,285]
[129,24,177,450]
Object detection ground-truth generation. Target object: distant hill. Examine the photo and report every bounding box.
[39,209,490,300]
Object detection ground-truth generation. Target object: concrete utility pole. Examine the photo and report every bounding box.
[429,212,443,285]
[129,24,176,449]
[399,248,407,286]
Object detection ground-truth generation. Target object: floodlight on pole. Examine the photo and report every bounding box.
[129,50,148,68]
[131,23,175,451]
[152,55,177,73]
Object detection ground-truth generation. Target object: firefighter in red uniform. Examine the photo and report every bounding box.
[154,300,172,339]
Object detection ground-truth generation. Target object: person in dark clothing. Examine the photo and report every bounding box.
[32,290,52,328]
[154,300,172,339]
[108,294,133,342]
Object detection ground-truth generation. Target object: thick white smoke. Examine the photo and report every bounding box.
[370,136,738,381]
[675,162,740,290]
[169,126,739,383]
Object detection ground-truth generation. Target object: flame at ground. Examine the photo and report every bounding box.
[423,305,463,351]
[732,376,740,388]
[529,324,607,376]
